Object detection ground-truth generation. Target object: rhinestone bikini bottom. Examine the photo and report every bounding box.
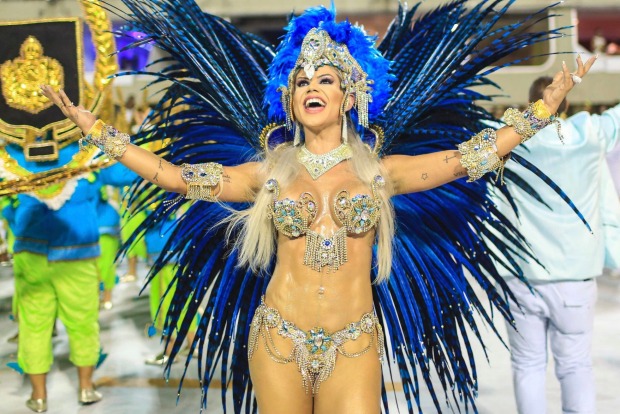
[248,296,385,394]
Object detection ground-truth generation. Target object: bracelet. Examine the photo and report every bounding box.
[457,128,507,182]
[79,119,130,159]
[180,162,224,202]
[504,99,563,144]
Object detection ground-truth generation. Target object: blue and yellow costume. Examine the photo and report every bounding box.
[0,2,122,410]
[5,142,135,373]
[96,186,121,300]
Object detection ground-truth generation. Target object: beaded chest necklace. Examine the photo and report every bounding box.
[297,143,352,180]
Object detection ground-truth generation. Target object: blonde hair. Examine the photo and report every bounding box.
[226,126,395,282]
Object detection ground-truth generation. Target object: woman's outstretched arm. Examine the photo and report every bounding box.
[384,56,596,195]
[40,86,260,202]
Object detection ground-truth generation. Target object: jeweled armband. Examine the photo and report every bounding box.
[180,162,224,202]
[504,99,563,144]
[457,128,506,182]
[80,119,130,159]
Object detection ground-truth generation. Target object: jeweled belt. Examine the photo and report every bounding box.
[248,297,385,394]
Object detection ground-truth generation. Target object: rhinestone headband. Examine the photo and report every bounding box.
[279,28,372,130]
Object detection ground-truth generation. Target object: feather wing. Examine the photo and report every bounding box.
[102,1,276,412]
[373,1,581,412]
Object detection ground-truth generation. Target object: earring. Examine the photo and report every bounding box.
[294,122,302,146]
[340,92,350,144]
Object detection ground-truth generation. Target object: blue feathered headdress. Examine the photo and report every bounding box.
[264,5,393,132]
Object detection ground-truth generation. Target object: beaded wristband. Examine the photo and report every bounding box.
[504,99,563,144]
[457,128,506,182]
[180,162,224,202]
[80,119,130,159]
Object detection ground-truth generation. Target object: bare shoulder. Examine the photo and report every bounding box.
[380,154,415,176]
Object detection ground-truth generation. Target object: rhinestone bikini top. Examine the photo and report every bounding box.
[265,175,384,238]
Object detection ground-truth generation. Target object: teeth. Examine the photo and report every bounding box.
[305,98,325,108]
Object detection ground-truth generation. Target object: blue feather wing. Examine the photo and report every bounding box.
[106,0,274,147]
[123,109,269,413]
[378,0,567,150]
[375,181,531,412]
[103,1,277,411]
[374,1,579,412]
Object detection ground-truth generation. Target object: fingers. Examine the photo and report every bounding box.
[561,60,570,86]
[39,85,89,124]
[583,55,597,74]
[571,54,597,78]
[576,54,584,74]
[58,90,74,109]
[40,84,60,103]
[39,85,62,107]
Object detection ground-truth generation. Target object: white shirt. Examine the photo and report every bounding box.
[496,104,620,281]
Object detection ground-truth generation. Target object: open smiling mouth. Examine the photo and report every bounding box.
[305,98,326,109]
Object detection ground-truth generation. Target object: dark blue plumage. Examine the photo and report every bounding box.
[370,2,571,410]
[105,1,584,413]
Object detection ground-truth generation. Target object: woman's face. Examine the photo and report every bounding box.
[292,65,351,133]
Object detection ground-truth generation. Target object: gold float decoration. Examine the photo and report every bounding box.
[0,145,115,199]
[0,0,119,198]
[0,36,64,114]
[0,0,117,148]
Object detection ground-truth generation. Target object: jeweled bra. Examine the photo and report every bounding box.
[265,175,384,272]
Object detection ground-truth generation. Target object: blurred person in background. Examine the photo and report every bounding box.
[590,28,606,55]
[496,76,620,414]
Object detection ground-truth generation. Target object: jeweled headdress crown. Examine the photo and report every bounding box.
[279,28,372,130]
[264,6,393,135]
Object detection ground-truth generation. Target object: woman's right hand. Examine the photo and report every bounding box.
[40,85,97,134]
[542,55,596,114]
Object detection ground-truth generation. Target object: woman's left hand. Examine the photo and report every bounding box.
[543,54,597,113]
[39,85,97,133]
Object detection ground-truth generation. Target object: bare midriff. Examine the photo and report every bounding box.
[265,232,375,332]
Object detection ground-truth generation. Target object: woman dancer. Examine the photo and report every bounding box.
[41,3,594,413]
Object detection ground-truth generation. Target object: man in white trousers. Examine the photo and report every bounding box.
[496,75,620,414]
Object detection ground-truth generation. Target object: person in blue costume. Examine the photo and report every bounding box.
[41,1,597,413]
[0,196,15,265]
[119,190,148,282]
[2,198,59,345]
[1,197,19,343]
[143,207,198,366]
[3,138,136,412]
[495,77,620,414]
[97,176,138,309]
